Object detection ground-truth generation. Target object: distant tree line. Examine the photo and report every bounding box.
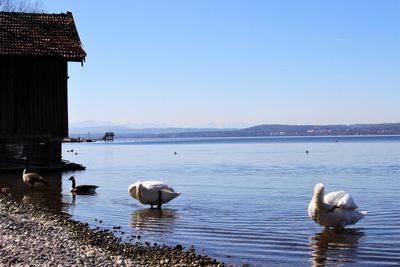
[153,123,400,138]
[0,0,44,12]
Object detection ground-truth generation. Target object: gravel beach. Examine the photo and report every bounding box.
[0,195,227,266]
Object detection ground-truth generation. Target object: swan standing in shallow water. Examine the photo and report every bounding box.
[68,176,98,194]
[308,183,367,229]
[128,181,181,208]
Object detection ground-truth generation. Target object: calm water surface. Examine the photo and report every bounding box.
[1,136,400,266]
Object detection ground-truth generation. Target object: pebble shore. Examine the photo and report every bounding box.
[0,195,227,266]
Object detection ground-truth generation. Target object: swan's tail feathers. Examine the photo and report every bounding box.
[161,189,181,203]
[350,210,367,225]
[162,189,181,196]
[358,211,368,223]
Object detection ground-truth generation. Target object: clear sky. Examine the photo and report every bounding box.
[41,0,399,128]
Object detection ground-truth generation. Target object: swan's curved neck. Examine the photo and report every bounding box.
[313,186,325,207]
[313,186,333,211]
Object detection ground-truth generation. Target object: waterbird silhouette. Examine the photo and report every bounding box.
[22,157,48,191]
[68,176,98,194]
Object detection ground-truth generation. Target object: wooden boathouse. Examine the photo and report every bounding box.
[0,11,86,170]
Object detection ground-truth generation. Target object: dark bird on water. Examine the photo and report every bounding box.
[22,158,48,190]
[69,176,99,194]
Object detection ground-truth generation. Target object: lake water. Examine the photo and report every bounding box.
[1,136,400,266]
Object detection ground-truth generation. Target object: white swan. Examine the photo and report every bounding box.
[308,183,367,229]
[128,181,181,208]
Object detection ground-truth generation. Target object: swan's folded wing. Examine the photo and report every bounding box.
[143,181,174,191]
[337,193,358,209]
[324,191,346,206]
[324,191,358,209]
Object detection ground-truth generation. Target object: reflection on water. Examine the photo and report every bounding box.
[130,208,178,234]
[0,172,63,212]
[22,191,51,206]
[309,228,364,266]
[71,192,97,204]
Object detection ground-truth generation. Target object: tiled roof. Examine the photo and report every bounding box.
[0,11,86,61]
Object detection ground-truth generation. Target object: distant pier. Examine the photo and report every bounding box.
[63,132,115,143]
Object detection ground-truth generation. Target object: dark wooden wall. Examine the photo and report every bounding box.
[0,56,68,138]
[0,139,61,167]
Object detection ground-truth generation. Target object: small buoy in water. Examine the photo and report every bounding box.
[75,152,78,155]
[174,152,178,155]
[306,150,309,154]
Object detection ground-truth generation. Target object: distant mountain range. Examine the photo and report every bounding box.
[69,123,400,138]
[69,125,237,138]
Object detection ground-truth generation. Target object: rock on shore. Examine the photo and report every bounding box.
[0,195,226,266]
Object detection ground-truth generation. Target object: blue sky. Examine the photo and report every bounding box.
[42,1,399,128]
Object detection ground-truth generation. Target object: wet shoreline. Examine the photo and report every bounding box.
[0,194,230,266]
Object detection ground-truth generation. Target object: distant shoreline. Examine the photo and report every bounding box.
[68,123,400,139]
[63,134,400,145]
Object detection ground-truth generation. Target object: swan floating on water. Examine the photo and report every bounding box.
[308,183,367,229]
[128,181,181,208]
[68,176,98,194]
